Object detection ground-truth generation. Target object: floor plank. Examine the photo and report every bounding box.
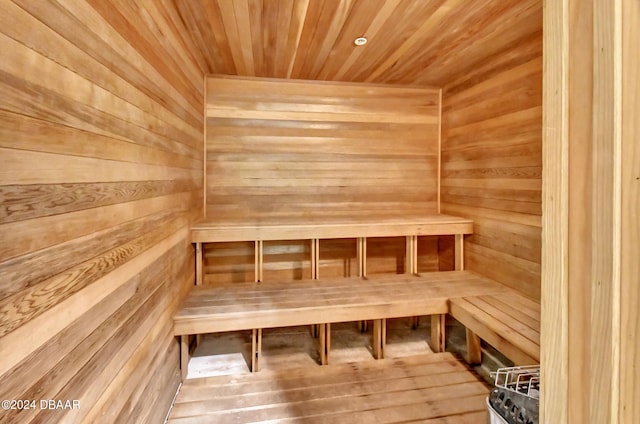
[168,352,489,423]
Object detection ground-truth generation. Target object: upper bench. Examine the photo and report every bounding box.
[190,213,474,242]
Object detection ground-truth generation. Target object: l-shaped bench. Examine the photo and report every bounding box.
[176,214,540,380]
[175,271,540,379]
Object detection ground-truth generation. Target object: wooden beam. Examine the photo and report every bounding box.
[252,241,263,372]
[619,1,640,421]
[430,314,445,353]
[541,1,572,419]
[454,234,464,271]
[372,319,386,360]
[311,239,320,337]
[195,242,202,285]
[254,240,263,283]
[357,237,367,277]
[251,328,262,372]
[465,329,482,365]
[319,323,330,365]
[406,235,419,328]
[310,238,320,279]
[542,0,639,422]
[357,237,367,332]
[180,335,189,381]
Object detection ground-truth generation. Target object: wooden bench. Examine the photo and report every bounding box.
[448,290,540,365]
[174,270,505,379]
[168,352,491,423]
[190,213,474,285]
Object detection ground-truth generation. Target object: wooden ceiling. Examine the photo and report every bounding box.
[172,0,542,86]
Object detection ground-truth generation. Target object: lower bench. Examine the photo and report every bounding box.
[174,270,505,379]
[449,290,541,365]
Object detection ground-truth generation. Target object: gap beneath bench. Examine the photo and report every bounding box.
[185,318,434,379]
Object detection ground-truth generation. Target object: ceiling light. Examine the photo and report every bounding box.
[354,37,368,46]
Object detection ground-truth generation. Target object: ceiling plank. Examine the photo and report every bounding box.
[171,0,542,87]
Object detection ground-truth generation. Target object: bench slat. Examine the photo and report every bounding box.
[190,214,473,242]
[449,293,540,365]
[178,278,502,308]
[476,295,540,328]
[174,271,505,335]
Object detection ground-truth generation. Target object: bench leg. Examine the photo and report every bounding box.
[251,329,262,372]
[454,234,464,270]
[195,242,203,285]
[430,314,446,353]
[311,324,321,338]
[319,323,330,365]
[465,328,482,365]
[373,319,386,359]
[180,335,189,381]
[357,238,367,333]
[411,316,420,329]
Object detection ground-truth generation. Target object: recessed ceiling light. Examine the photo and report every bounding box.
[354,37,368,46]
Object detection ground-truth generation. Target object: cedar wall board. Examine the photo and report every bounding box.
[203,76,441,283]
[440,12,543,300]
[0,1,204,423]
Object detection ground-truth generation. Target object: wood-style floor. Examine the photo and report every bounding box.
[167,351,490,423]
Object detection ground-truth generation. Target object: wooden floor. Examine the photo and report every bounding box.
[167,352,490,423]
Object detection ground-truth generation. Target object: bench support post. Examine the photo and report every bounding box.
[310,239,321,337]
[180,335,189,381]
[427,233,464,353]
[405,235,418,274]
[357,237,367,277]
[358,238,368,332]
[406,235,420,328]
[254,240,263,283]
[465,328,482,365]
[454,234,464,271]
[373,319,386,359]
[311,238,320,279]
[319,323,330,365]
[430,314,445,353]
[195,242,203,286]
[251,328,262,372]
[252,241,264,360]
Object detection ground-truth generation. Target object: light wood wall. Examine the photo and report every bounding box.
[440,15,543,299]
[204,76,441,283]
[205,76,440,220]
[542,0,640,422]
[0,1,204,423]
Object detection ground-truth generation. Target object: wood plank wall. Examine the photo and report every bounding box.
[440,15,543,300]
[204,76,441,284]
[0,1,204,423]
[542,0,640,422]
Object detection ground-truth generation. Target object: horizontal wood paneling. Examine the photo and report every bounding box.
[204,76,439,283]
[206,76,439,222]
[440,7,542,300]
[0,1,203,423]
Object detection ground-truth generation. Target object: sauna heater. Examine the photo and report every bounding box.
[487,365,540,424]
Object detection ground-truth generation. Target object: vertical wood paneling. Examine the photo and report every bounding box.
[620,2,640,421]
[0,1,203,423]
[440,9,543,300]
[542,1,640,422]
